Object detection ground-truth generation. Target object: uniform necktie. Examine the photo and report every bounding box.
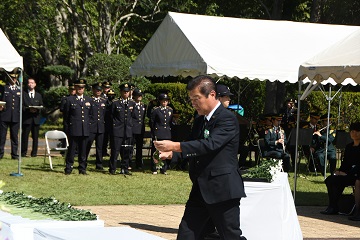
[30,93,33,98]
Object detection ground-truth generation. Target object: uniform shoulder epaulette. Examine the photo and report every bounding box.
[167,106,173,110]
[128,98,135,102]
[112,98,120,103]
[152,106,159,111]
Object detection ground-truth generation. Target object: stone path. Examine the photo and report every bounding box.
[78,205,360,240]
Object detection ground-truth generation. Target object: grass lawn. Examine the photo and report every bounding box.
[0,151,351,207]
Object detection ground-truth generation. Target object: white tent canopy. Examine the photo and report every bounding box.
[130,12,360,82]
[0,28,23,71]
[299,28,360,85]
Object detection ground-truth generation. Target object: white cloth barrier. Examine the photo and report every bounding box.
[241,172,303,240]
[33,226,166,240]
[0,210,104,240]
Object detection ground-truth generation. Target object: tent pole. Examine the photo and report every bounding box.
[10,69,23,177]
[293,79,302,202]
[323,86,332,179]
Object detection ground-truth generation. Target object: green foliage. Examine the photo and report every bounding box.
[0,192,97,221]
[43,86,68,114]
[43,65,75,80]
[86,53,132,84]
[305,90,360,129]
[146,83,194,124]
[220,78,266,120]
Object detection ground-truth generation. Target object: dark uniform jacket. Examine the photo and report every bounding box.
[150,106,173,139]
[264,127,287,153]
[65,95,91,137]
[180,104,246,204]
[111,98,135,138]
[22,91,43,125]
[0,85,20,122]
[314,129,336,153]
[89,97,106,134]
[132,102,146,135]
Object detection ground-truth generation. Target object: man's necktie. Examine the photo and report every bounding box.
[30,93,33,99]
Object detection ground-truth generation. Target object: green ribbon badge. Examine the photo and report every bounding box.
[204,129,210,139]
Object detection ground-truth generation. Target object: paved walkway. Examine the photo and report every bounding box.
[78,205,360,240]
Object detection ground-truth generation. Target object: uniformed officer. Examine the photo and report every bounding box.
[0,73,21,159]
[64,79,92,175]
[102,88,116,157]
[150,93,173,174]
[264,113,291,172]
[132,88,146,169]
[21,78,43,157]
[60,84,76,150]
[101,81,112,99]
[108,83,136,175]
[86,83,107,170]
[313,114,337,175]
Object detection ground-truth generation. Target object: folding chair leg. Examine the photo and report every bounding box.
[48,155,53,170]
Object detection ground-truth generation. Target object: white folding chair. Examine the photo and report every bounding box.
[44,130,68,170]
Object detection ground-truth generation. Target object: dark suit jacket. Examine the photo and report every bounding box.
[264,127,288,153]
[180,104,246,204]
[65,95,91,137]
[22,91,43,125]
[0,85,21,122]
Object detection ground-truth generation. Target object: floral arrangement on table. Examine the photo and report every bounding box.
[242,159,283,182]
[0,181,97,221]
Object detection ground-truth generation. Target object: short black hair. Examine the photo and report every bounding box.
[350,122,360,131]
[186,75,216,97]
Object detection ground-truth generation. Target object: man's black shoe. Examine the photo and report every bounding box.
[65,171,72,175]
[109,170,116,175]
[119,169,132,175]
[96,166,104,171]
[240,236,247,240]
[12,156,19,160]
[320,207,339,215]
[79,170,88,175]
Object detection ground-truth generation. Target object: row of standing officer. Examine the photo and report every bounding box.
[0,74,43,160]
[61,79,148,175]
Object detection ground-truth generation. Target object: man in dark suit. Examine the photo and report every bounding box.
[64,79,91,175]
[132,88,146,169]
[108,83,135,175]
[86,83,106,170]
[0,73,21,159]
[154,75,246,240]
[21,78,43,157]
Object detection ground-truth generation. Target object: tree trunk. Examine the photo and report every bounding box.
[310,0,323,23]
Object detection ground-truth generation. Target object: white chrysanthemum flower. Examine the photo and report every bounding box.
[0,190,3,194]
[28,195,33,198]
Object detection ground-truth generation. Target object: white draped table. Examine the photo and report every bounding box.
[240,172,303,240]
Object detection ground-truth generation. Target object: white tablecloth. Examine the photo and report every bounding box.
[0,210,104,240]
[241,172,303,240]
[33,226,166,240]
